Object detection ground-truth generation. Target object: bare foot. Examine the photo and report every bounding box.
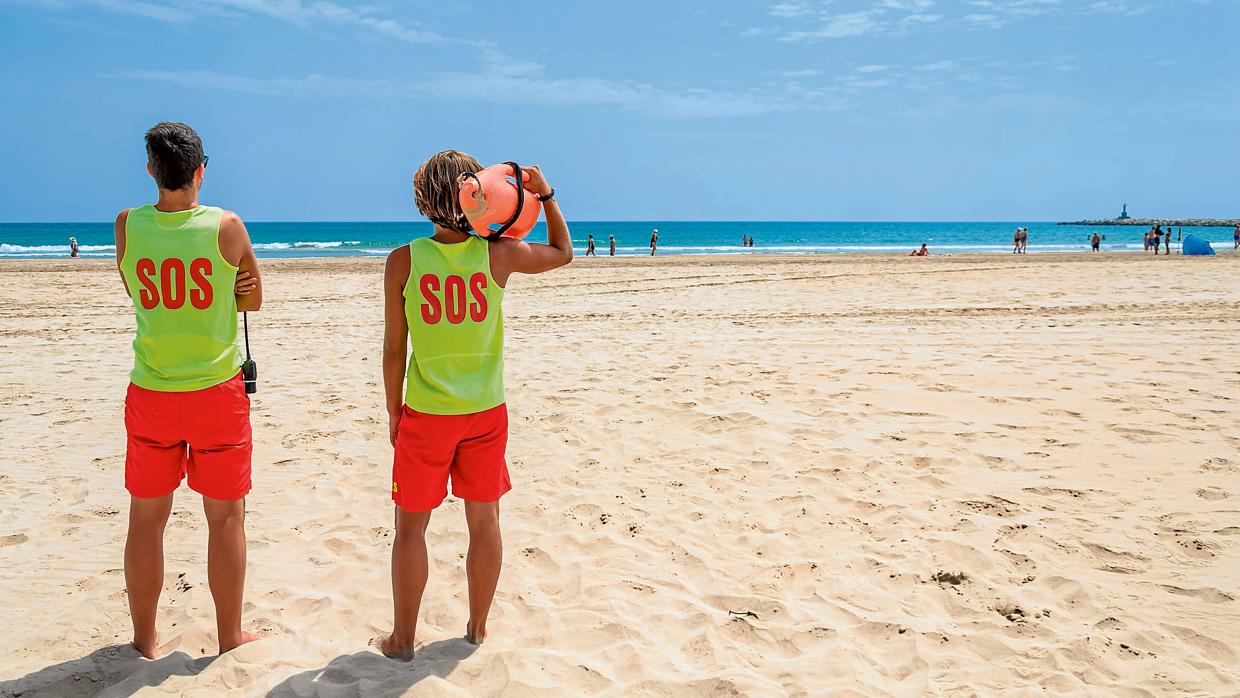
[371,633,416,661]
[465,621,487,646]
[218,630,261,654]
[132,632,161,660]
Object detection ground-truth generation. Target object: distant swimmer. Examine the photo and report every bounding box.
[1091,232,1101,252]
[69,236,79,258]
[749,236,755,248]
[586,234,596,257]
[609,234,616,256]
[650,228,658,256]
[909,243,930,257]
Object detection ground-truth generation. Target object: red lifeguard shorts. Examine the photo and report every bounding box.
[124,372,252,500]
[392,403,510,512]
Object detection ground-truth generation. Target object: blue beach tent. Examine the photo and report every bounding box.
[1182,235,1216,256]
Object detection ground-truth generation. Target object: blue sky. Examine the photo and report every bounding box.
[0,0,1235,221]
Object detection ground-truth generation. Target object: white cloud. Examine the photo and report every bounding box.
[782,11,881,41]
[108,66,831,119]
[27,0,460,43]
[750,0,1176,41]
[769,1,813,17]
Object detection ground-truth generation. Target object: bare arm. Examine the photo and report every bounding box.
[218,211,263,312]
[489,165,573,287]
[383,245,411,446]
[114,209,131,296]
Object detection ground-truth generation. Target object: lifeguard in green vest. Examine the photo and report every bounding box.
[375,150,573,660]
[113,122,263,658]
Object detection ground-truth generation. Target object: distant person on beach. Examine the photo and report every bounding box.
[586,234,596,256]
[113,122,264,659]
[1020,228,1028,253]
[909,244,930,257]
[609,234,616,256]
[749,236,755,248]
[650,228,658,256]
[68,236,79,258]
[1091,232,1101,252]
[1143,229,1151,252]
[1164,229,1172,255]
[1234,226,1239,249]
[1012,227,1021,254]
[1154,226,1164,255]
[377,150,571,659]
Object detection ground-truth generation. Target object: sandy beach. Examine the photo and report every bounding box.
[1,251,1238,696]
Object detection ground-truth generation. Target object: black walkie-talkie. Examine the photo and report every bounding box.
[241,311,258,394]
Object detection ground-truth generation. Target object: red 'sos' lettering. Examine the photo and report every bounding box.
[160,258,187,309]
[189,258,213,309]
[136,258,159,309]
[420,274,442,324]
[445,275,467,324]
[468,272,488,321]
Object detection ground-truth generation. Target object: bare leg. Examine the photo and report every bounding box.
[464,499,502,644]
[376,506,432,660]
[203,495,259,653]
[125,494,174,659]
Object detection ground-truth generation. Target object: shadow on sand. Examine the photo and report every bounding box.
[265,638,479,698]
[0,644,217,698]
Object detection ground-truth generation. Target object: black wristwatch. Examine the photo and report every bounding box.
[537,188,555,203]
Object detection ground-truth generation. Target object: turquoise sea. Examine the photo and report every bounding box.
[1,221,1234,259]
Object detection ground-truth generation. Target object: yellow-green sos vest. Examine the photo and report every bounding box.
[403,236,505,415]
[119,205,242,392]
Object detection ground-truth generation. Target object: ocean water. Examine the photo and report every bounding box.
[1,221,1235,259]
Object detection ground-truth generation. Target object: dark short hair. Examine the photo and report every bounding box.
[145,122,204,191]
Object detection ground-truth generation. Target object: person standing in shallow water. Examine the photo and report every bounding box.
[375,150,572,660]
[609,234,616,256]
[69,236,79,258]
[650,228,658,256]
[586,234,596,257]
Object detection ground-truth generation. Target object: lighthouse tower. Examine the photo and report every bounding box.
[1118,204,1131,220]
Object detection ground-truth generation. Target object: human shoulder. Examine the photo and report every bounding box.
[214,209,252,265]
[487,235,522,252]
[387,243,412,264]
[114,209,131,256]
[386,243,412,279]
[218,208,245,230]
[486,235,525,263]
